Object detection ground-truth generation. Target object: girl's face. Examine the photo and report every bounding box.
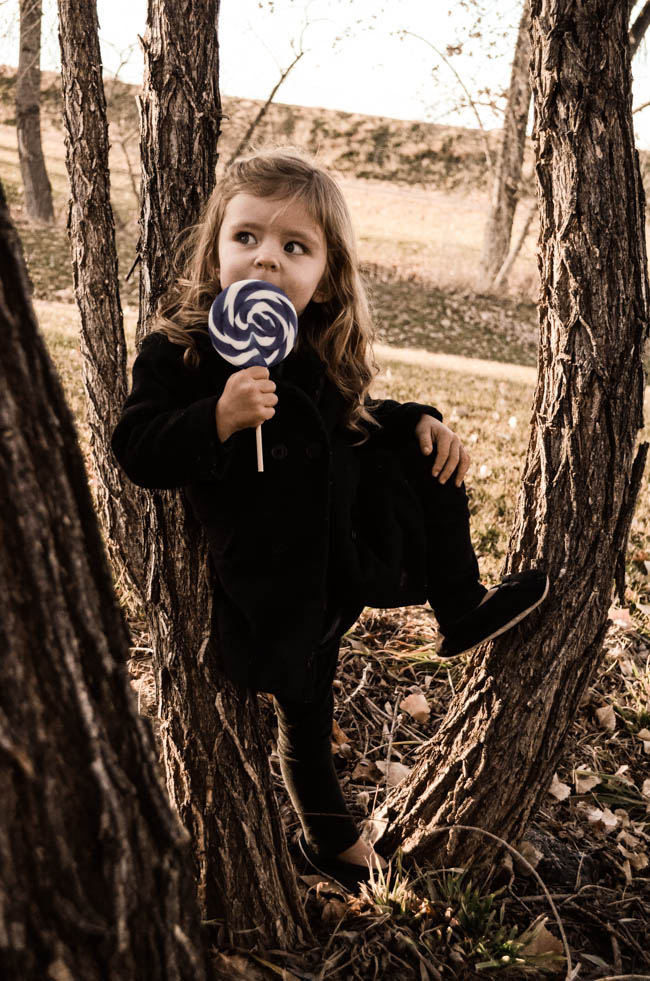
[217,193,329,316]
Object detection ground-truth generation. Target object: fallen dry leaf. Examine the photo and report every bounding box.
[636,728,650,753]
[518,839,543,870]
[351,760,383,784]
[618,828,642,848]
[642,778,650,798]
[520,919,564,957]
[595,703,616,731]
[375,760,411,787]
[581,805,619,833]
[617,843,649,871]
[356,790,370,814]
[574,768,602,794]
[400,690,430,723]
[549,772,571,801]
[321,898,349,923]
[212,953,270,981]
[331,719,349,745]
[631,549,650,562]
[608,605,634,630]
[613,764,634,785]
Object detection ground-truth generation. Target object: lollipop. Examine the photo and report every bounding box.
[208,279,298,471]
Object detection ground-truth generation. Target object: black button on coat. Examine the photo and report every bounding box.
[112,329,442,700]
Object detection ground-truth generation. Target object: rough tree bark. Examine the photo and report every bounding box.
[136,3,310,944]
[16,0,54,222]
[479,0,531,286]
[57,0,145,594]
[376,0,649,868]
[64,0,311,947]
[0,182,206,980]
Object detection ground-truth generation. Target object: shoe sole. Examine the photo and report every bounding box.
[440,575,550,658]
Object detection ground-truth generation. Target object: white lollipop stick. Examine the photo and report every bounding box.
[256,424,263,472]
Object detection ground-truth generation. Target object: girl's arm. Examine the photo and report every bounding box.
[364,396,442,441]
[112,332,232,489]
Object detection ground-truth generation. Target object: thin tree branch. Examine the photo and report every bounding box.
[630,0,650,57]
[226,49,304,165]
[397,29,494,173]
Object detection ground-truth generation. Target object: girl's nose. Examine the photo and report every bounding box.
[254,249,279,271]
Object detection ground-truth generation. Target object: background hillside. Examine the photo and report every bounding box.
[0,65,648,368]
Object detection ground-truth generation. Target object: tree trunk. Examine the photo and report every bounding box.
[57,0,145,596]
[376,0,649,869]
[630,0,650,57]
[0,182,206,980]
[479,0,532,287]
[16,0,54,222]
[136,0,310,946]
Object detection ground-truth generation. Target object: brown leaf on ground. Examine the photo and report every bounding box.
[595,703,617,731]
[520,921,564,957]
[518,839,543,870]
[579,804,619,833]
[608,605,634,630]
[574,767,602,794]
[376,759,412,786]
[321,898,349,923]
[351,759,384,784]
[400,690,430,723]
[331,718,349,745]
[549,772,571,800]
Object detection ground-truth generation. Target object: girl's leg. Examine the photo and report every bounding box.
[398,443,486,629]
[274,634,360,859]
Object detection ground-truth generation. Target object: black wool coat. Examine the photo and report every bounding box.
[112,328,442,701]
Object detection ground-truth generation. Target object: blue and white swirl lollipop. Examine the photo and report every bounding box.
[209,279,298,471]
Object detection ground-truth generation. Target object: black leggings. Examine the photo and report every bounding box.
[275,632,358,858]
[275,471,484,858]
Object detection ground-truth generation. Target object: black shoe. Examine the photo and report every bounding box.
[438,569,549,658]
[296,833,383,894]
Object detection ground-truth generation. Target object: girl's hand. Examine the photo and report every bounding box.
[415,414,470,487]
[215,366,278,443]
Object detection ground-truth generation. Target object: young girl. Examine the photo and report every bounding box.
[112,148,548,890]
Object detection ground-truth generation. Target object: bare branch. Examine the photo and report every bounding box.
[226,49,304,165]
[398,29,494,173]
[630,0,650,57]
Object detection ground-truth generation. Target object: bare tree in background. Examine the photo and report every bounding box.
[16,0,54,221]
[482,0,650,291]
[0,179,206,981]
[57,0,310,948]
[479,0,531,287]
[630,0,650,57]
[376,0,649,873]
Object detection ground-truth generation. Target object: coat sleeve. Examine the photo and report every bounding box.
[111,332,231,489]
[364,396,443,444]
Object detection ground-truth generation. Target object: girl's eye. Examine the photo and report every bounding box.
[235,231,255,245]
[285,241,306,255]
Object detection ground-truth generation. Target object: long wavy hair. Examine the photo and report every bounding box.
[156,147,379,436]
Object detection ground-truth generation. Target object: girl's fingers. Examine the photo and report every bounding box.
[437,441,460,483]
[419,431,434,455]
[432,432,452,477]
[455,447,471,486]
